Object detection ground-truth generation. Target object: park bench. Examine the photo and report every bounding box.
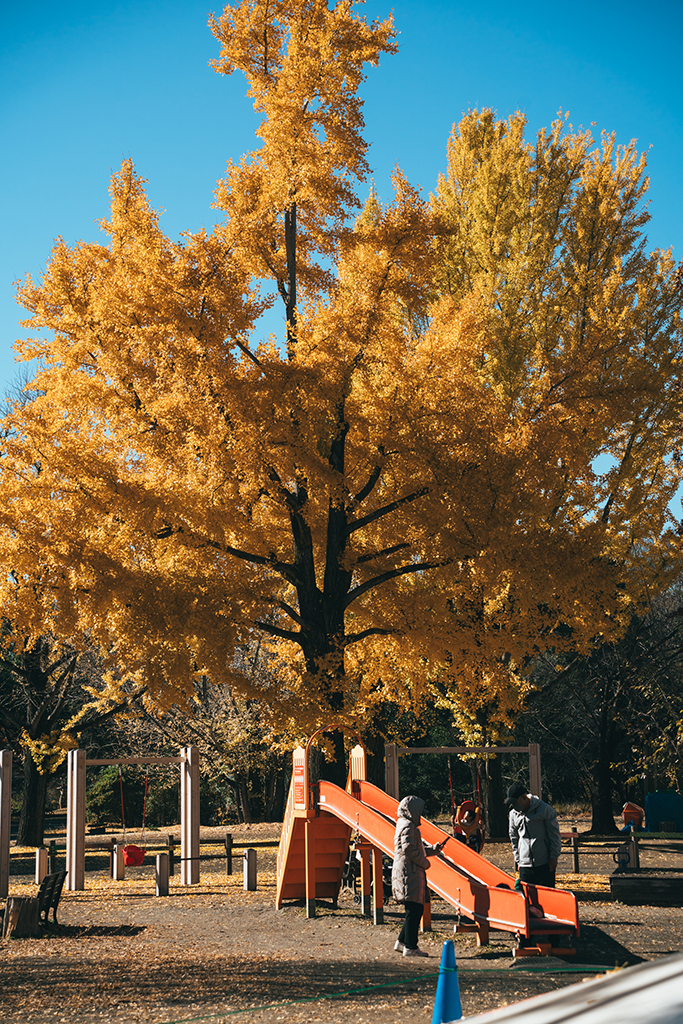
[37,869,68,925]
[0,869,68,938]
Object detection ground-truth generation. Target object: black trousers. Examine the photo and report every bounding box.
[398,901,423,949]
[519,864,555,888]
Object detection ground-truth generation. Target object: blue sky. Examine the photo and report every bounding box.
[1,0,681,394]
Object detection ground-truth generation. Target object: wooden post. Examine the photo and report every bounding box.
[350,744,366,783]
[48,839,57,875]
[305,817,316,918]
[476,920,490,946]
[629,834,640,870]
[0,749,11,899]
[167,834,175,877]
[571,827,580,873]
[156,852,169,896]
[181,746,200,885]
[372,847,384,925]
[66,749,86,890]
[113,844,125,880]
[243,848,257,891]
[384,743,399,798]
[35,847,48,884]
[359,843,371,917]
[528,743,542,799]
[225,834,233,876]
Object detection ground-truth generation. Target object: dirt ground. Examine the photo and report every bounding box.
[2,819,683,1024]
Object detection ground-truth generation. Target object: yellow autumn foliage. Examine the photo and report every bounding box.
[1,1,682,746]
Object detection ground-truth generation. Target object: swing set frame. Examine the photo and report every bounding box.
[384,743,542,804]
[66,747,200,890]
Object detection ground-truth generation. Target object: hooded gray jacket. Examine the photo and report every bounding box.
[509,795,562,868]
[391,795,437,904]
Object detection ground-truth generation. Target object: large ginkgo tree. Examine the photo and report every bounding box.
[2,0,682,768]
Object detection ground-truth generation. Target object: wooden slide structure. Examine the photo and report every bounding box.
[276,740,579,957]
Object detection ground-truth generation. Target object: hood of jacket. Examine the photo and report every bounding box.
[397,795,424,825]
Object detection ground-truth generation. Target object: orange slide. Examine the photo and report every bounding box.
[277,776,579,954]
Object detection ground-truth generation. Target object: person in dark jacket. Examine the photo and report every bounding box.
[505,782,561,887]
[391,795,447,956]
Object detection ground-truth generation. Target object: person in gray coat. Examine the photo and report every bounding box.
[505,782,562,888]
[391,795,447,956]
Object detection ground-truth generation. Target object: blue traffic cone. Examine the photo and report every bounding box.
[431,940,462,1023]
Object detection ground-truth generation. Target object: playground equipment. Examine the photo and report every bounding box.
[621,801,645,831]
[644,790,683,833]
[384,742,542,801]
[276,731,579,956]
[66,747,200,890]
[119,765,149,866]
[0,749,11,898]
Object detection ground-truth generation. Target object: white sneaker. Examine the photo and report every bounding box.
[394,940,405,952]
[403,946,429,957]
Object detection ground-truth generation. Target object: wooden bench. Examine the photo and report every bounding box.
[37,869,68,925]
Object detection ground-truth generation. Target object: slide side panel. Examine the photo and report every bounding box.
[319,780,578,937]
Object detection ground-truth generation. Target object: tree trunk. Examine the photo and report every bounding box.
[589,760,618,834]
[481,756,508,839]
[365,725,388,790]
[589,707,619,834]
[265,765,286,821]
[17,750,49,846]
[318,729,347,788]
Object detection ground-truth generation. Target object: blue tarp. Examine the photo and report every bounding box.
[644,790,683,832]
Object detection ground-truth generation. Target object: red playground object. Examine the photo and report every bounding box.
[122,844,145,866]
[622,802,645,828]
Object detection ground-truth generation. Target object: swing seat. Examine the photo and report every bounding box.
[123,844,145,866]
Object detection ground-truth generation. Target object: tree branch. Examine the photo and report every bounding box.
[345,560,442,609]
[0,657,28,679]
[233,338,263,369]
[353,460,383,506]
[278,601,304,626]
[346,487,430,536]
[355,542,410,565]
[254,620,301,642]
[343,627,395,647]
[154,526,300,586]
